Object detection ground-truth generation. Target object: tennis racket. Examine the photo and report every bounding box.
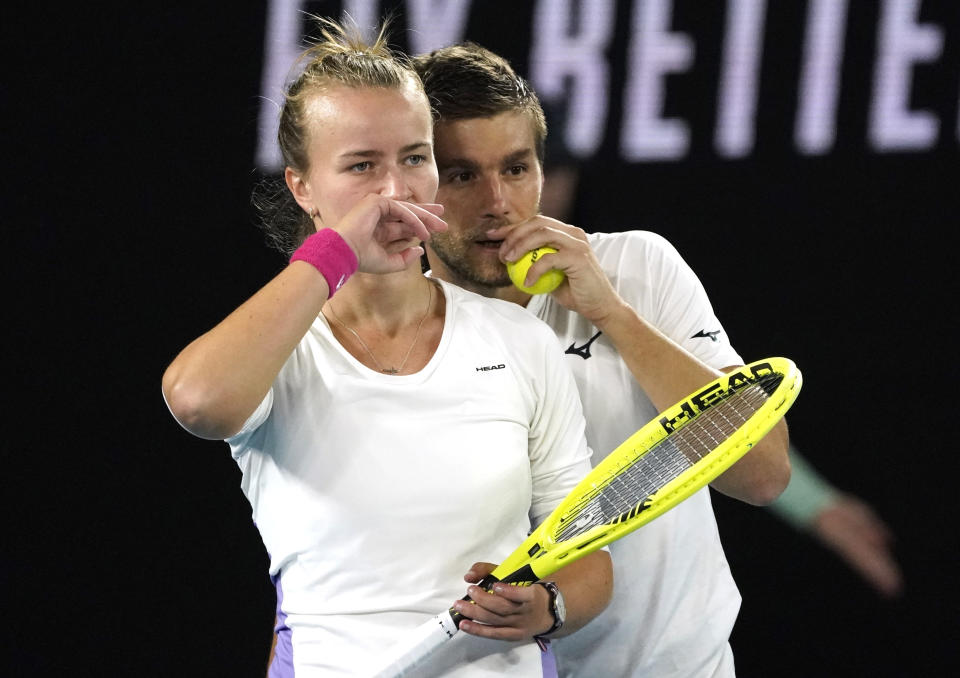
[369,356,802,677]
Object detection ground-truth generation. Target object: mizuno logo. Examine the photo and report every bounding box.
[476,364,506,372]
[691,329,721,343]
[566,331,602,359]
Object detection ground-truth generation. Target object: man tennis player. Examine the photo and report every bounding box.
[414,43,790,677]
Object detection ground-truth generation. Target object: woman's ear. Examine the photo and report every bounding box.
[285,167,314,213]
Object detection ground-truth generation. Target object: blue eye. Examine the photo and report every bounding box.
[350,161,372,173]
[406,154,427,167]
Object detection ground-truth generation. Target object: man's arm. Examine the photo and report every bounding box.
[586,302,790,505]
[493,218,791,505]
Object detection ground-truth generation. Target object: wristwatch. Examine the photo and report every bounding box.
[535,580,566,637]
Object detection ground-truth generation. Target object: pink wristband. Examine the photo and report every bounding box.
[290,229,359,298]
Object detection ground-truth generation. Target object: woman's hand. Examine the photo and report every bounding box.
[453,562,555,641]
[334,195,446,273]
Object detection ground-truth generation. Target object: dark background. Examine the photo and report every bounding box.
[8,1,958,676]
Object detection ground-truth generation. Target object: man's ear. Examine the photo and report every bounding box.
[285,167,314,213]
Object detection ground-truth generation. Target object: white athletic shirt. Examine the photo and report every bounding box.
[529,231,744,678]
[227,279,593,677]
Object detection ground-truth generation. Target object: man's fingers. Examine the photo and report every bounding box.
[487,215,587,262]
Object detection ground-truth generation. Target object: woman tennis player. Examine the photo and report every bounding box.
[161,18,611,676]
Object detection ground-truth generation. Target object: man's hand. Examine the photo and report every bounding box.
[488,217,626,325]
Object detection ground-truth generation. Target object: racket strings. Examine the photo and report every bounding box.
[555,380,775,542]
[672,380,773,463]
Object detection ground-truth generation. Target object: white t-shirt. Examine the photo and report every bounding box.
[228,279,593,677]
[529,231,744,678]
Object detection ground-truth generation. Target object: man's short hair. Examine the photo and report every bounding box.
[413,43,547,162]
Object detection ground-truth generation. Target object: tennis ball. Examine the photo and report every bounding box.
[506,246,565,295]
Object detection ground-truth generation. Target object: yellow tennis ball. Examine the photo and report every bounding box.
[506,246,565,295]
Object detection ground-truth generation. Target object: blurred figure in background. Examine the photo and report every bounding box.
[767,446,902,598]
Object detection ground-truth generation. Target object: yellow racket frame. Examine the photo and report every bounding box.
[489,357,803,585]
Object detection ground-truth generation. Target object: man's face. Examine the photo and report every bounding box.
[428,111,543,295]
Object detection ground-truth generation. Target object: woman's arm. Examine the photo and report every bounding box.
[162,196,445,440]
[162,262,331,440]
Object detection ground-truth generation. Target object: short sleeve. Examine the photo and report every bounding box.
[598,231,743,370]
[526,331,594,525]
[225,388,274,459]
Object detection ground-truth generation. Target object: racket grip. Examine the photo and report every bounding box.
[368,612,460,678]
[448,573,501,627]
[369,574,502,677]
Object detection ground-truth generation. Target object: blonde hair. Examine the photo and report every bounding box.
[254,17,426,257]
[279,17,423,173]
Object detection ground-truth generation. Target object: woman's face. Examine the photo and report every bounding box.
[299,82,438,229]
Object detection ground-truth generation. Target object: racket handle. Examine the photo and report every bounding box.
[447,572,501,627]
[368,611,460,678]
[369,574,501,677]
